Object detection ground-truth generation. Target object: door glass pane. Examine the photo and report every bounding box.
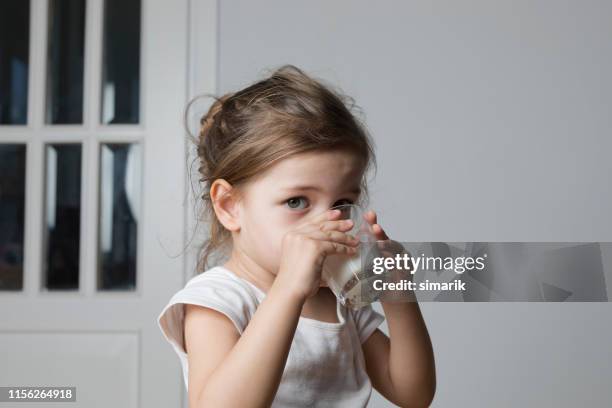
[0,145,26,290]
[98,143,141,290]
[0,1,30,125]
[101,0,141,124]
[44,144,82,290]
[45,0,86,124]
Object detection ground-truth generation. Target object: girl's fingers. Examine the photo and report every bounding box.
[320,208,344,222]
[365,209,377,225]
[307,229,360,247]
[318,218,353,232]
[373,223,389,240]
[317,239,359,257]
[299,218,353,235]
[294,208,341,231]
[364,210,389,240]
[299,208,387,241]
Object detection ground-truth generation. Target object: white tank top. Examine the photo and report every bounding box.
[157,266,385,407]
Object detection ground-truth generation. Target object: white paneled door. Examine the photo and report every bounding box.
[0,0,215,406]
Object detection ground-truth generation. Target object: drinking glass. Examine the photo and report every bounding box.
[321,204,407,308]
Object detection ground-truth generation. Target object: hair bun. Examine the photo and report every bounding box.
[198,93,233,143]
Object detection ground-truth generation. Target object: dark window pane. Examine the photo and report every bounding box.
[0,145,26,290]
[0,1,30,124]
[46,0,85,124]
[101,0,141,124]
[98,143,140,290]
[44,144,81,290]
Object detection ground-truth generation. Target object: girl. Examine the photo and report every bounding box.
[158,65,436,407]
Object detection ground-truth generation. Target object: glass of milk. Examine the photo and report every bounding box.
[321,204,385,309]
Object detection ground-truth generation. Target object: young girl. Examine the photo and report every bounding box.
[158,65,436,407]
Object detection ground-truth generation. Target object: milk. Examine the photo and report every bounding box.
[323,252,361,290]
[322,245,381,309]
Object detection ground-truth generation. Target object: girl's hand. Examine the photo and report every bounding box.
[364,209,390,240]
[275,208,360,302]
[364,209,416,303]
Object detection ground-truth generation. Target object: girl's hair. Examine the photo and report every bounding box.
[189,64,377,271]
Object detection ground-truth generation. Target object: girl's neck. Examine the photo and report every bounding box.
[223,253,275,295]
[222,250,340,324]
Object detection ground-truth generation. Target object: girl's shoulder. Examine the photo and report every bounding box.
[183,264,257,290]
[157,266,261,354]
[184,265,255,291]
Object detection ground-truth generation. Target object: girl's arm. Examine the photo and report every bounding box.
[361,211,436,407]
[362,301,436,407]
[185,280,305,408]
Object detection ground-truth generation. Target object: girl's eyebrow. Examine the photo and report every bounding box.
[281,185,361,195]
[281,185,321,192]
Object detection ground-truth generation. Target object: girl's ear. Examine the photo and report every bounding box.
[210,179,241,231]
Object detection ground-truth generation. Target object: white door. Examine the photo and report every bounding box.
[0,0,215,406]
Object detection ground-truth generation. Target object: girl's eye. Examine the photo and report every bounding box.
[285,196,309,210]
[333,199,354,207]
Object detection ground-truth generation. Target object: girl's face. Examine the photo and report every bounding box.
[235,149,365,275]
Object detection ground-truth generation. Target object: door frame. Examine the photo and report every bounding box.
[0,0,218,407]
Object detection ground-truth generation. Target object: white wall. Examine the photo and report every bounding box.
[217,1,612,406]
